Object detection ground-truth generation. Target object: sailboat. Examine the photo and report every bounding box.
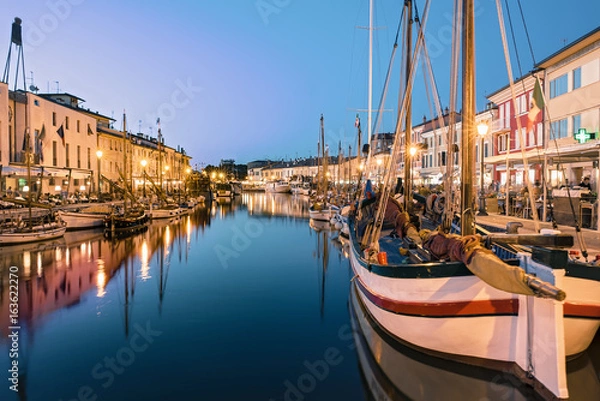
[308,115,340,221]
[347,1,600,399]
[103,112,150,238]
[349,283,600,401]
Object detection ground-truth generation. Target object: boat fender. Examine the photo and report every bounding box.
[377,252,388,265]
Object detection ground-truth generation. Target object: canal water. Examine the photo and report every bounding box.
[0,192,599,401]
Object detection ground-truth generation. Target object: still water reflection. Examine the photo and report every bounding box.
[0,193,598,401]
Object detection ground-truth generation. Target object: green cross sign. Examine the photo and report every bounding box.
[575,128,591,143]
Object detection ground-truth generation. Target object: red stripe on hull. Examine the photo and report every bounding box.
[355,276,519,317]
[564,302,600,318]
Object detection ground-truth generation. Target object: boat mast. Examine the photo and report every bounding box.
[321,116,328,199]
[460,0,476,235]
[158,119,163,198]
[367,0,373,153]
[122,111,128,215]
[403,0,413,212]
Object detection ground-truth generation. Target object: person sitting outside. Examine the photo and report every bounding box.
[355,180,378,238]
[580,176,592,191]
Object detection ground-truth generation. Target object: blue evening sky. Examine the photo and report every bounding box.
[2,0,599,166]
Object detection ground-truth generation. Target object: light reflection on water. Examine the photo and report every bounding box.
[0,193,598,401]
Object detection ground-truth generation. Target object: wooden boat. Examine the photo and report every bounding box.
[214,183,234,198]
[265,181,292,193]
[347,2,600,399]
[0,221,66,245]
[349,282,600,401]
[309,115,338,222]
[103,112,150,238]
[148,203,186,220]
[104,208,149,238]
[309,203,339,222]
[58,205,111,230]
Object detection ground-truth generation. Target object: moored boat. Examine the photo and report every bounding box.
[0,220,66,245]
[58,205,111,230]
[347,1,600,399]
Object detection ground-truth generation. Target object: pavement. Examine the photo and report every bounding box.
[475,212,600,262]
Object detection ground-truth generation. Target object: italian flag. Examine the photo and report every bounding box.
[527,77,544,133]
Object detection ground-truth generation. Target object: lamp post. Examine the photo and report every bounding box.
[164,165,170,194]
[185,167,191,197]
[96,150,103,198]
[141,159,147,197]
[376,158,383,187]
[477,121,489,216]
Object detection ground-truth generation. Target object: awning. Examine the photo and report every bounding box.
[0,165,43,176]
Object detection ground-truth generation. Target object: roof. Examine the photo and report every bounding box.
[39,92,85,102]
[536,26,600,69]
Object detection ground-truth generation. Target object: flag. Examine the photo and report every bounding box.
[39,124,46,140]
[527,78,544,133]
[355,114,361,129]
[35,130,44,162]
[57,125,65,146]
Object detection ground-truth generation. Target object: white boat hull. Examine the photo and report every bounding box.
[309,205,339,221]
[348,236,600,399]
[58,211,106,229]
[0,225,67,245]
[149,207,186,219]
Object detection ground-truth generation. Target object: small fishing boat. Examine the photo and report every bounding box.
[58,205,111,230]
[265,180,292,193]
[0,219,66,245]
[215,183,234,198]
[103,112,150,238]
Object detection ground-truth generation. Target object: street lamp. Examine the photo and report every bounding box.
[376,158,383,187]
[477,121,489,216]
[141,159,147,197]
[96,150,103,198]
[185,167,191,197]
[164,165,170,194]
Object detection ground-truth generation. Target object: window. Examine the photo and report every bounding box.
[550,118,568,139]
[572,67,581,90]
[65,144,70,167]
[550,74,568,98]
[572,114,581,134]
[440,151,446,166]
[52,112,57,126]
[484,142,489,158]
[537,122,543,145]
[87,148,91,169]
[34,100,39,106]
[52,141,57,166]
[77,120,81,133]
[65,116,69,130]
[528,128,535,147]
[77,145,81,168]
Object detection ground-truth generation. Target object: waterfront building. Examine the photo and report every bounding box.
[0,87,192,199]
[538,27,600,188]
